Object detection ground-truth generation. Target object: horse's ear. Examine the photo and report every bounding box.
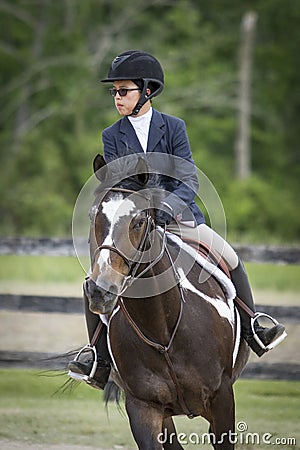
[135,156,149,185]
[93,154,107,181]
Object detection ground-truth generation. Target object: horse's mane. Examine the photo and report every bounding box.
[115,171,161,191]
[95,153,163,197]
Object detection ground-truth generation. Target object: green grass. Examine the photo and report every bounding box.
[0,255,299,292]
[0,369,135,449]
[0,255,84,284]
[245,263,300,292]
[0,369,299,449]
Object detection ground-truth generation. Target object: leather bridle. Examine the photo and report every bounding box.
[91,187,166,288]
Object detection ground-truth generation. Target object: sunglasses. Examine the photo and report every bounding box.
[109,88,140,97]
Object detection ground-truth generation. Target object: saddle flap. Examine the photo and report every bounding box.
[182,237,231,279]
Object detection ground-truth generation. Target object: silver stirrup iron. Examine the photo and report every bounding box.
[68,344,98,384]
[251,312,287,351]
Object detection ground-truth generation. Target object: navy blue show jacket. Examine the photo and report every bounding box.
[102,108,205,226]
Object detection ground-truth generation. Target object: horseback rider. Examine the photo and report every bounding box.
[69,50,286,390]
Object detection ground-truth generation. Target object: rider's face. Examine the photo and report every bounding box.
[112,80,150,116]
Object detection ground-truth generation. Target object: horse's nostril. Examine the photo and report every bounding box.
[84,278,118,304]
[83,279,89,296]
[84,278,98,296]
[108,284,118,295]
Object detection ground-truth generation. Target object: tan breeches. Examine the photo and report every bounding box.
[167,223,239,271]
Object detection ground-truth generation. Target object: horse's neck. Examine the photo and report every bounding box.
[124,253,181,344]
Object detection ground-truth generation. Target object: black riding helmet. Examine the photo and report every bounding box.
[101,50,164,116]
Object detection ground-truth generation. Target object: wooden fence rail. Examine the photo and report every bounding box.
[0,294,83,314]
[0,350,298,381]
[1,293,299,322]
[0,237,300,263]
[1,294,299,380]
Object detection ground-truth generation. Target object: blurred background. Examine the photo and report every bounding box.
[0,0,299,243]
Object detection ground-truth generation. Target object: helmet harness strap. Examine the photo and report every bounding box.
[130,78,163,116]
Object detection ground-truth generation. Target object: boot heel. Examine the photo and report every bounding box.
[251,313,287,351]
[68,344,98,378]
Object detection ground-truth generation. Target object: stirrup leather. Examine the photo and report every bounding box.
[251,312,287,351]
[68,344,98,384]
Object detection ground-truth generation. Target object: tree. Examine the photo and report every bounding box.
[235,11,257,179]
[0,0,299,241]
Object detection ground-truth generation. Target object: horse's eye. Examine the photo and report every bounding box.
[133,218,146,231]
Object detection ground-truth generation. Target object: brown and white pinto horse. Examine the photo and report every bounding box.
[84,154,249,450]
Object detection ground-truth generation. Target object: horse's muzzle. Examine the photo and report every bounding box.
[84,278,118,314]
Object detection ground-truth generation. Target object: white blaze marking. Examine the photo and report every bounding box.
[96,195,136,272]
[177,267,234,326]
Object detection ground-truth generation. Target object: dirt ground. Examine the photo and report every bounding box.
[0,440,116,450]
[1,310,298,365]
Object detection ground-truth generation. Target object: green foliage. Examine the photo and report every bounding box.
[223,176,300,242]
[0,0,299,242]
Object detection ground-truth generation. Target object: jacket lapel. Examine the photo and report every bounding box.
[119,109,165,154]
[119,117,143,153]
[147,109,165,153]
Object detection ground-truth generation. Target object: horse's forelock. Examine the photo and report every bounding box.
[94,169,163,199]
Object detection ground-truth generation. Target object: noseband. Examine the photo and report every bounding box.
[91,187,166,284]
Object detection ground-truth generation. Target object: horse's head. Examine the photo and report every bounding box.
[84,154,158,315]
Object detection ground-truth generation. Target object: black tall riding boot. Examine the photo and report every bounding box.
[230,260,286,357]
[68,293,111,389]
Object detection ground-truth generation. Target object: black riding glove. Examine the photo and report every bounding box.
[155,204,173,227]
